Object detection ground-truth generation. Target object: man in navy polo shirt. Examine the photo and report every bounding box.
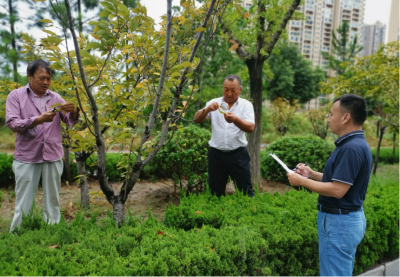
[287,94,372,276]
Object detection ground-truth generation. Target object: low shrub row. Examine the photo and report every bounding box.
[261,135,335,184]
[0,170,397,276]
[164,173,399,275]
[371,147,399,164]
[0,210,271,276]
[0,132,398,187]
[0,125,211,188]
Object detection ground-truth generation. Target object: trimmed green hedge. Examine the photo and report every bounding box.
[371,147,399,164]
[0,170,397,276]
[0,125,211,187]
[261,135,335,184]
[164,174,399,275]
[0,153,13,185]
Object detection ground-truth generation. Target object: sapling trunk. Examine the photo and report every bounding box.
[63,146,71,182]
[373,125,387,175]
[75,151,90,208]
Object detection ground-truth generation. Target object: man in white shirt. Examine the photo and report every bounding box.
[193,75,255,197]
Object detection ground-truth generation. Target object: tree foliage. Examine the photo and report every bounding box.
[266,41,326,103]
[20,0,232,226]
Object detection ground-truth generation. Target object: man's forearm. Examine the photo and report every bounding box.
[310,171,323,181]
[233,118,255,133]
[29,117,43,128]
[193,108,209,123]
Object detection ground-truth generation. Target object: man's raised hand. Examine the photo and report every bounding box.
[39,111,57,123]
[207,102,219,112]
[224,112,237,123]
[61,103,77,113]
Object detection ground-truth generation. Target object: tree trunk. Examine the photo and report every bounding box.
[75,152,90,208]
[113,201,125,228]
[376,119,380,138]
[245,58,264,186]
[77,0,83,33]
[63,146,71,182]
[373,125,387,175]
[8,0,18,83]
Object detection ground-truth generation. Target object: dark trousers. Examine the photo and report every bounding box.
[207,147,254,197]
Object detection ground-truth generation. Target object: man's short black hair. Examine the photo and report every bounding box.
[224,74,242,87]
[333,94,367,126]
[27,60,54,77]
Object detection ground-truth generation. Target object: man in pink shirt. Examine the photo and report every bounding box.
[6,60,80,232]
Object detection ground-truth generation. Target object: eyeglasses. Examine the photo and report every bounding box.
[326,113,331,118]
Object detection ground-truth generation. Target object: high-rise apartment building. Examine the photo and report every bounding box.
[387,0,399,43]
[287,0,365,76]
[363,21,386,56]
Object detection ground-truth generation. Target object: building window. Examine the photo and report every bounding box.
[291,32,301,36]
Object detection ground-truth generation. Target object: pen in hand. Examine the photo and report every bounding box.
[293,162,312,171]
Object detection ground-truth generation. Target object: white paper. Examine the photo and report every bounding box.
[268,153,294,173]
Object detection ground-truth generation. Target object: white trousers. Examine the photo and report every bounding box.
[10,159,63,232]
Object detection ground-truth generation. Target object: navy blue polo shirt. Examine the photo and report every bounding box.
[318,130,372,210]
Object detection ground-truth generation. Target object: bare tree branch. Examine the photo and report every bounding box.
[264,0,301,58]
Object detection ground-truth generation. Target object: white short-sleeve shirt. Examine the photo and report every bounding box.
[204,97,255,151]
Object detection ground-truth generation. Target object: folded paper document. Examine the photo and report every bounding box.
[268,152,293,173]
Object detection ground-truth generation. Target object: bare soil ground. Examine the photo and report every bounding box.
[0,178,290,231]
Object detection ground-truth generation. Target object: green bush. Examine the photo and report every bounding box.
[0,210,271,276]
[261,135,335,184]
[0,153,13,185]
[371,147,399,164]
[149,125,210,192]
[0,167,397,276]
[164,172,399,275]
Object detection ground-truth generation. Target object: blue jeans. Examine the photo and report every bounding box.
[317,207,366,276]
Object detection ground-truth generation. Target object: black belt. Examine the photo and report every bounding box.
[317,204,361,215]
[212,147,245,154]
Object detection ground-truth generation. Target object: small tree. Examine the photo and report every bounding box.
[306,104,331,140]
[29,0,231,226]
[321,20,363,77]
[271,97,298,136]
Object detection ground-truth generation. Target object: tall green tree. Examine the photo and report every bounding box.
[0,0,22,82]
[266,41,326,103]
[321,20,362,76]
[218,0,302,184]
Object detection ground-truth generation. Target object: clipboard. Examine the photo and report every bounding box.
[268,152,294,173]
